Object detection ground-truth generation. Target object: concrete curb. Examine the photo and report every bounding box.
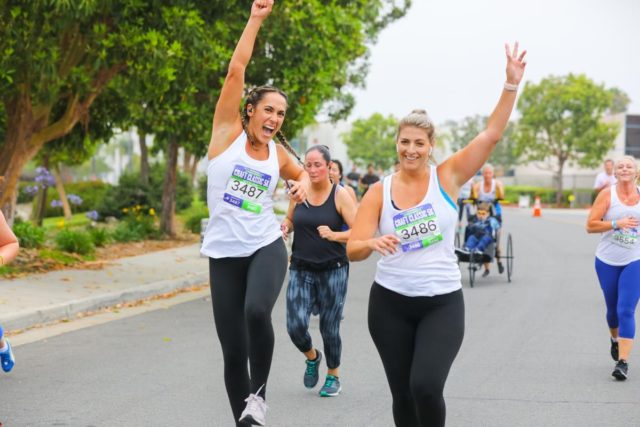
[0,272,209,332]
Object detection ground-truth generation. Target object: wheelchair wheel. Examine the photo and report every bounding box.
[506,233,513,282]
[468,260,476,287]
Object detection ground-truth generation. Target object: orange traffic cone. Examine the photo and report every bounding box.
[532,196,542,217]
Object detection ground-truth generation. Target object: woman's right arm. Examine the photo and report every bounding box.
[586,189,612,233]
[347,182,400,261]
[208,0,274,160]
[0,211,19,266]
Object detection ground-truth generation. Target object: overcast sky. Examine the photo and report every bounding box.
[349,0,639,125]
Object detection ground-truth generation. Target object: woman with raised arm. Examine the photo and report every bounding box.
[200,1,308,425]
[587,156,640,381]
[347,43,527,427]
[0,207,20,373]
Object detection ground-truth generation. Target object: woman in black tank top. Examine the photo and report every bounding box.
[281,145,357,397]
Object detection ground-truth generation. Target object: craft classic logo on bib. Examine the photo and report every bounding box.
[393,203,443,252]
[223,165,272,214]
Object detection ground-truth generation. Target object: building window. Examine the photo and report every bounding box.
[625,115,640,157]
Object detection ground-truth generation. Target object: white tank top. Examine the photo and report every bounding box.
[201,131,282,258]
[478,179,496,202]
[595,185,640,266]
[374,166,462,297]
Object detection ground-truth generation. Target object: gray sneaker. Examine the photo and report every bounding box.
[304,350,322,389]
[612,360,628,381]
[319,374,341,397]
[239,386,267,426]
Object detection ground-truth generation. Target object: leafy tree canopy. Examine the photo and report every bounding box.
[515,73,621,203]
[443,115,519,174]
[343,113,398,170]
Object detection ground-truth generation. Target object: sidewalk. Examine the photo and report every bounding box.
[0,244,209,332]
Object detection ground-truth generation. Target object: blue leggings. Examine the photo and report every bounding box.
[286,264,349,369]
[595,258,640,339]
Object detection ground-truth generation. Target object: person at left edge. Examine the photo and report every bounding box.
[200,1,309,425]
[0,204,20,373]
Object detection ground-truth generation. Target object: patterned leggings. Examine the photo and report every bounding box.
[286,264,349,369]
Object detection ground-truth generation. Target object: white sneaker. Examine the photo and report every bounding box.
[239,386,267,426]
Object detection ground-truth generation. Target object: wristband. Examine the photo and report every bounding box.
[612,220,617,230]
[503,82,519,92]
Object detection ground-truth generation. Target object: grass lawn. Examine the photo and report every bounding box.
[43,213,90,230]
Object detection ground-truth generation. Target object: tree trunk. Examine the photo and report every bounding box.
[0,65,122,226]
[183,151,192,175]
[32,154,51,226]
[160,138,179,237]
[53,163,73,219]
[189,154,199,186]
[555,159,565,206]
[139,130,149,186]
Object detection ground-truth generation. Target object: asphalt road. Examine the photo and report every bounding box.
[2,208,640,426]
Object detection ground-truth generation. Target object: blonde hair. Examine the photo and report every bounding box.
[396,109,436,163]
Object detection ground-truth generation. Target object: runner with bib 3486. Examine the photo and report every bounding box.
[347,42,527,427]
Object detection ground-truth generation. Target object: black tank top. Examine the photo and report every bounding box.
[291,184,348,270]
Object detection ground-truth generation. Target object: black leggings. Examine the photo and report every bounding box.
[368,283,465,427]
[208,238,287,426]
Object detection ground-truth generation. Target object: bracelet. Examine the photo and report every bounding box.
[285,216,293,223]
[612,220,617,230]
[503,82,519,92]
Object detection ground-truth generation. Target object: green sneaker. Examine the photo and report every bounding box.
[319,374,341,397]
[304,350,322,389]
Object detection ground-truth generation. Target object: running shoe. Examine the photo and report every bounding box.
[482,269,490,278]
[239,386,267,426]
[0,340,15,373]
[304,350,322,389]
[612,360,628,381]
[319,374,341,397]
[610,337,619,361]
[497,262,505,274]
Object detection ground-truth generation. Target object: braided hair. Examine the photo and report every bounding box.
[241,85,303,164]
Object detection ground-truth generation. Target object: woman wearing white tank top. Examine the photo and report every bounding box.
[587,156,640,381]
[203,2,309,426]
[347,43,527,427]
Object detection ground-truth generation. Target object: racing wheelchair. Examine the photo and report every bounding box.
[454,199,513,287]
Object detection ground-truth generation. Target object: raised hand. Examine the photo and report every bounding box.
[504,42,527,85]
[251,0,274,20]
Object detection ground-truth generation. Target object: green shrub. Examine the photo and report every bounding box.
[503,186,590,205]
[54,229,95,255]
[17,181,37,204]
[111,208,159,242]
[36,181,112,218]
[184,205,209,234]
[87,226,112,247]
[97,164,193,219]
[13,221,46,248]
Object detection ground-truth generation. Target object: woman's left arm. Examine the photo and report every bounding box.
[277,144,309,204]
[440,43,527,194]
